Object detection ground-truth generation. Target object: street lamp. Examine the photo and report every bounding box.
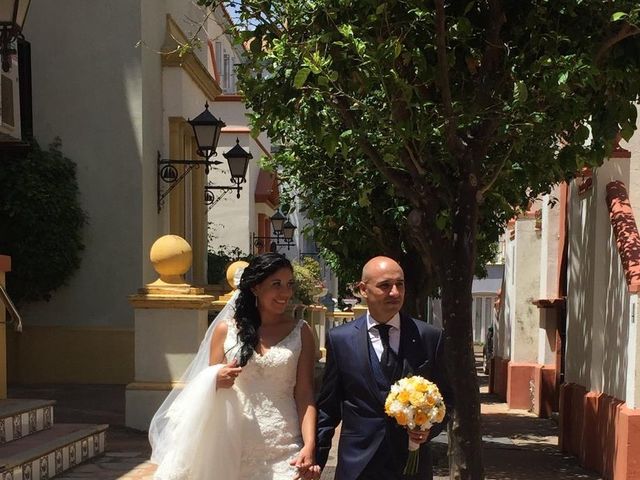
[157,103,251,211]
[270,210,286,236]
[188,102,225,163]
[0,0,31,72]
[251,210,297,253]
[282,220,296,242]
[221,138,252,198]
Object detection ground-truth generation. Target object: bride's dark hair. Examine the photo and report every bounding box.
[234,252,293,366]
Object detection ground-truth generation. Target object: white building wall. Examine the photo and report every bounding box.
[140,0,167,284]
[509,218,541,363]
[537,188,562,366]
[495,231,513,360]
[21,0,219,327]
[565,156,634,403]
[22,1,148,328]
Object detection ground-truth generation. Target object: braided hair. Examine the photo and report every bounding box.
[233,252,293,366]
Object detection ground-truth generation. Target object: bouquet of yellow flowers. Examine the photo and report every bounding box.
[384,376,446,475]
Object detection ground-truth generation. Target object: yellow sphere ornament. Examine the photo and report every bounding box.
[149,235,193,287]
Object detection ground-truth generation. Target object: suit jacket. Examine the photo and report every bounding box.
[316,313,453,480]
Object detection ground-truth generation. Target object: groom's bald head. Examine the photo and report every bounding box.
[359,256,405,323]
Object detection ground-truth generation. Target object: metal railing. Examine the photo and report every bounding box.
[0,284,22,332]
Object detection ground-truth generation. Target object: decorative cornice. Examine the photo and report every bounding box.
[254,168,279,208]
[128,293,215,309]
[221,126,251,133]
[161,15,222,100]
[215,94,244,102]
[532,297,566,308]
[606,180,640,293]
[126,381,184,391]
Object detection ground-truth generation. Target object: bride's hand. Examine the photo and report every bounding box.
[216,359,241,389]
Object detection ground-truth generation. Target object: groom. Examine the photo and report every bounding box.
[316,256,453,480]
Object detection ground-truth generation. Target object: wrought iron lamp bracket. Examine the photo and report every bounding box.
[250,232,295,253]
[157,150,224,212]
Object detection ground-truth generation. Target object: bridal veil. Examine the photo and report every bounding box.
[149,269,245,480]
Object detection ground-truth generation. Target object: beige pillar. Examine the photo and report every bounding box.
[125,235,215,431]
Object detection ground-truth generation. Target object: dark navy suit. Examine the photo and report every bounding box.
[316,313,453,480]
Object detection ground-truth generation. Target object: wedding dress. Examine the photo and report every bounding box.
[151,309,305,480]
[224,318,304,479]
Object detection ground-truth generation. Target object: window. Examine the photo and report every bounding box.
[223,53,230,91]
[215,42,222,79]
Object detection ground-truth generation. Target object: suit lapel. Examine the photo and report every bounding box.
[353,315,386,406]
[399,314,421,378]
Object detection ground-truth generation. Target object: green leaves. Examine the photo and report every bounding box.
[293,68,311,89]
[611,11,628,21]
[513,81,528,104]
[0,140,86,304]
[231,0,640,287]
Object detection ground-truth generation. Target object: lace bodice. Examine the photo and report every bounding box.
[224,319,304,479]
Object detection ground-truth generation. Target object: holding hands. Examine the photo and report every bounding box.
[290,446,321,480]
[216,359,242,389]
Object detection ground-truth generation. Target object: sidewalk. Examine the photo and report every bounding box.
[8,373,601,480]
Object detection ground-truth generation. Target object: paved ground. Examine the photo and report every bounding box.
[9,363,601,480]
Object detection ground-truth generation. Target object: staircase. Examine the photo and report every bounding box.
[0,398,107,480]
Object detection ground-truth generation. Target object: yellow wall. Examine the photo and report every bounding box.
[7,326,134,384]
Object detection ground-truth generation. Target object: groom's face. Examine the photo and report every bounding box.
[359,259,405,323]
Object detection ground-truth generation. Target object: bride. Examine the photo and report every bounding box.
[149,253,321,480]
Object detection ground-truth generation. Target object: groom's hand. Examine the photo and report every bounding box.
[408,428,430,445]
[291,447,321,480]
[216,359,242,389]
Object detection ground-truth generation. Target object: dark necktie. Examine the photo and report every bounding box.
[374,324,398,381]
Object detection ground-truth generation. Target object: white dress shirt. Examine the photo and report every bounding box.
[367,311,401,361]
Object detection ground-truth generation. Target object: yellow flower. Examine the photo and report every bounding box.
[409,391,425,407]
[397,390,410,403]
[435,407,446,423]
[395,411,408,426]
[415,411,428,426]
[416,381,429,393]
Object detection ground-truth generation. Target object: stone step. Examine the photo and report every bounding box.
[0,400,55,445]
[0,423,108,480]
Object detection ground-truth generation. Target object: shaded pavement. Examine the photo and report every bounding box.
[8,366,601,480]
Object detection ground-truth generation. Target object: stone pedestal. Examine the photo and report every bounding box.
[125,295,214,431]
[124,236,245,431]
[125,235,217,431]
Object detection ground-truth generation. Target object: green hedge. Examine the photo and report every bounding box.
[0,139,86,304]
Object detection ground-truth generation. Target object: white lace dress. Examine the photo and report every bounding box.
[224,319,304,479]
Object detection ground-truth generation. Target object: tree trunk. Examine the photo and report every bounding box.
[439,185,484,480]
[400,254,428,320]
[441,276,483,479]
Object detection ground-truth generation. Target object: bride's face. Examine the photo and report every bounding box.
[253,267,295,316]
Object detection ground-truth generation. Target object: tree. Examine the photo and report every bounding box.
[200,1,640,478]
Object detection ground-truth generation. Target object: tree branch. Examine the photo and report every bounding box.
[479,142,513,195]
[595,21,640,66]
[331,95,419,204]
[470,0,506,173]
[434,0,464,157]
